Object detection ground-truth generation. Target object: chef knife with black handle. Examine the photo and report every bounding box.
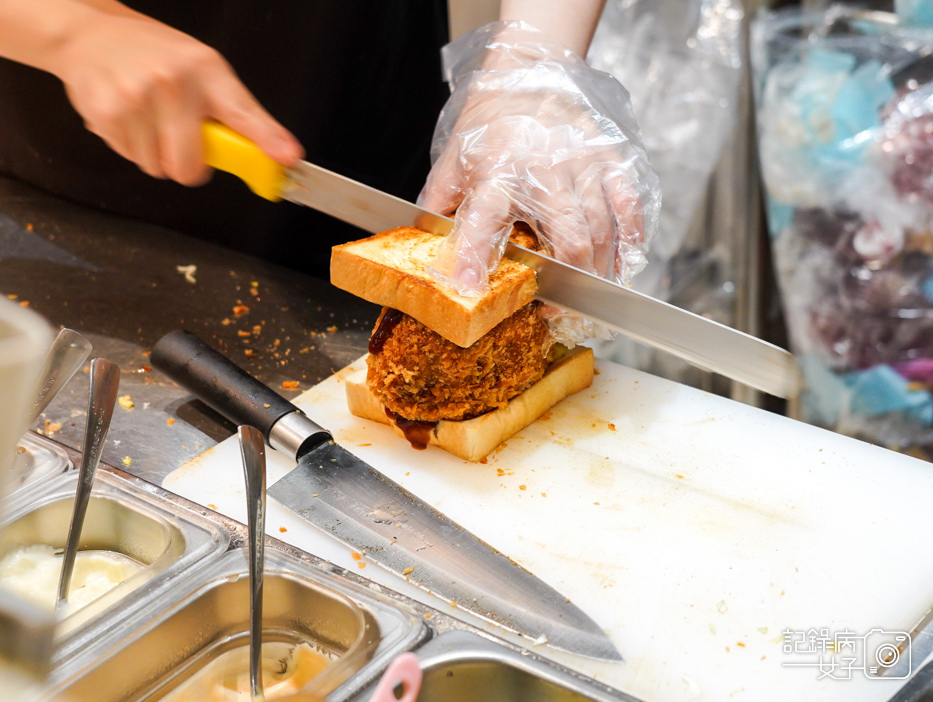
[151,329,622,662]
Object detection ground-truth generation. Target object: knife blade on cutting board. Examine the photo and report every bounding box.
[150,329,622,662]
[202,121,804,400]
[162,352,933,702]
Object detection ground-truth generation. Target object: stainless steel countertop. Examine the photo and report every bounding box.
[0,176,379,485]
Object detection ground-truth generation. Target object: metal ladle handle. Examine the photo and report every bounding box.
[56,358,120,609]
[239,425,267,702]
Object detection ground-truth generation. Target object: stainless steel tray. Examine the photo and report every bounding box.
[0,467,230,666]
[4,452,638,702]
[49,547,429,701]
[9,432,72,495]
[349,630,641,702]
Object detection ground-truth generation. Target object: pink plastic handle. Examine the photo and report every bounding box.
[369,652,423,702]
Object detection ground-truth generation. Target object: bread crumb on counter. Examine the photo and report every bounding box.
[118,395,134,410]
[176,264,197,284]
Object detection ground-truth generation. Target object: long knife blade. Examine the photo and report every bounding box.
[504,244,804,399]
[151,330,621,662]
[282,161,803,398]
[270,441,619,661]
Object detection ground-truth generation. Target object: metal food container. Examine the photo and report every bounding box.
[6,457,634,702]
[352,631,638,702]
[9,433,72,494]
[0,295,52,504]
[49,547,428,702]
[0,467,229,666]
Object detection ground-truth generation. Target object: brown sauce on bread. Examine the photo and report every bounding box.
[384,407,437,450]
[368,308,404,354]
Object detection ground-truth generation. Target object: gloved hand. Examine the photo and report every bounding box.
[419,21,660,297]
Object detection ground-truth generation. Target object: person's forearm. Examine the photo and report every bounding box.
[0,0,143,75]
[498,0,606,56]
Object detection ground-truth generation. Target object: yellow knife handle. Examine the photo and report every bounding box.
[202,121,285,202]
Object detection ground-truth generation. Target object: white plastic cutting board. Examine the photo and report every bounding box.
[164,356,933,702]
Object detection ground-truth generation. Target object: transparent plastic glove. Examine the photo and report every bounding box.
[419,21,660,300]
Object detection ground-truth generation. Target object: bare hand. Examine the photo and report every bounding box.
[50,14,302,184]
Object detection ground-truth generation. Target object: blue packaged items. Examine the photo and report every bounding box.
[753,6,933,457]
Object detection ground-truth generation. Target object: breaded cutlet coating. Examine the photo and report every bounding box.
[367,302,551,422]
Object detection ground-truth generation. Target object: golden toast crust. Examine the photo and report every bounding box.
[330,227,537,348]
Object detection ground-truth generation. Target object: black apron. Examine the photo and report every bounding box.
[0,1,450,278]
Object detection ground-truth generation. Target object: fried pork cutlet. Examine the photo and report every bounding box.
[366,301,551,422]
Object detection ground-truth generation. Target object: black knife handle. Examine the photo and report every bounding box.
[151,330,331,450]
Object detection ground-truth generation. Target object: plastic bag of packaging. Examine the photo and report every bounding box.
[419,20,661,315]
[584,0,744,385]
[588,0,744,264]
[896,0,933,27]
[753,5,933,458]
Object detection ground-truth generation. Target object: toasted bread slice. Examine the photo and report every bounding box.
[345,346,594,462]
[330,227,537,348]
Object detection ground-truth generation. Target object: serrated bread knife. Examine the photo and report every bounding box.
[151,330,622,662]
[203,121,803,399]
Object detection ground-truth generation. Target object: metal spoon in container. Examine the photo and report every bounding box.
[55,357,120,612]
[238,425,267,702]
[29,328,92,425]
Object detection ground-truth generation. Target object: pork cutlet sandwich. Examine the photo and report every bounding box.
[330,226,594,462]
